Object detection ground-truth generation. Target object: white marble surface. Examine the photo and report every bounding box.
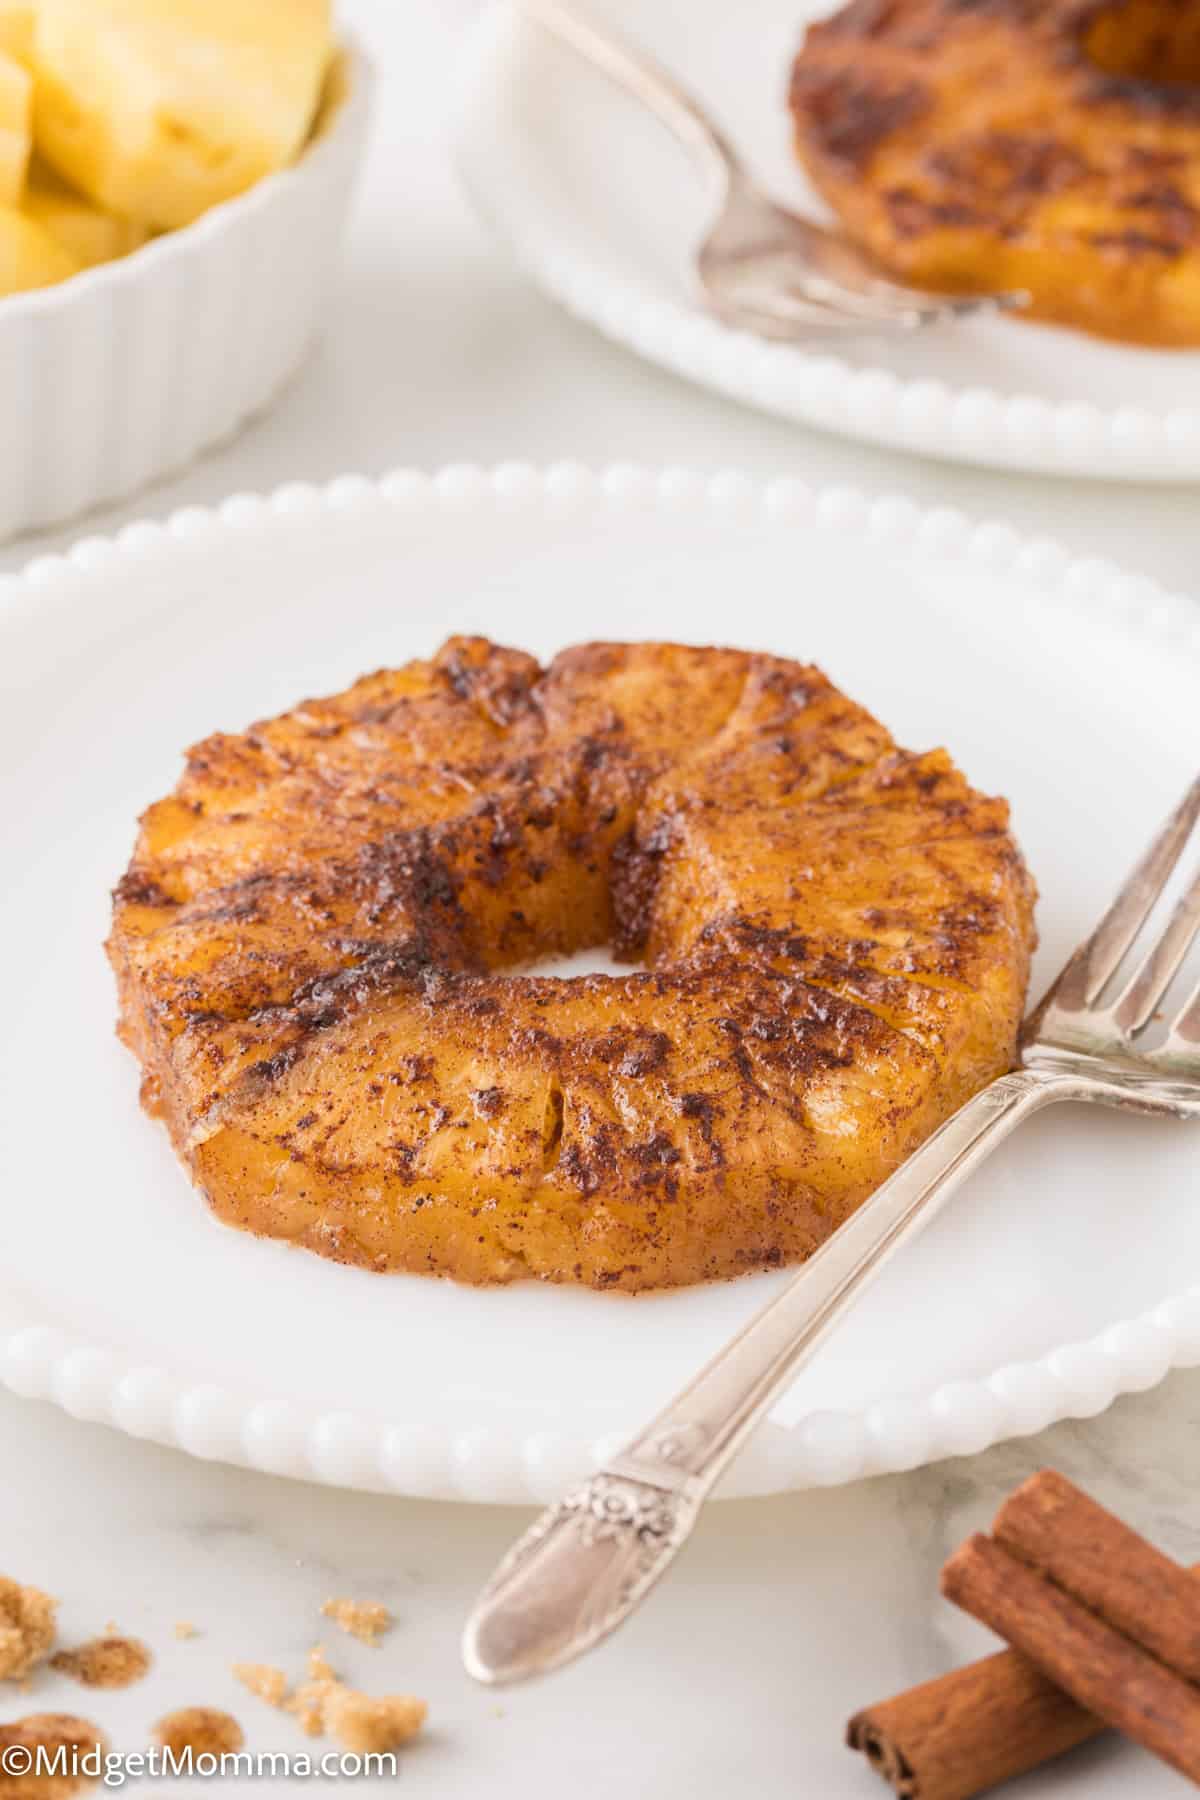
[7,1383,1200,1797]
[3,1,1199,1794]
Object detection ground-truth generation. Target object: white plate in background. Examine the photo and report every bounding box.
[1,465,1197,1501]
[456,0,1200,481]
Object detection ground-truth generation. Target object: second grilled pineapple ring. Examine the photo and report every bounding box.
[107,637,1036,1291]
[789,0,1200,346]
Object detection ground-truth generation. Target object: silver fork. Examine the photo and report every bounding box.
[517,0,1027,337]
[463,773,1200,1685]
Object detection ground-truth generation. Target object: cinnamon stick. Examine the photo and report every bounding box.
[994,1469,1200,1682]
[849,1480,1200,1799]
[846,1646,1115,1800]
[941,1531,1200,1784]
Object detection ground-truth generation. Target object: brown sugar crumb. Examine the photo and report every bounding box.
[283,1647,337,1737]
[152,1707,244,1759]
[233,1646,425,1753]
[285,1694,325,1737]
[285,1683,328,1738]
[0,1713,107,1799]
[50,1636,151,1690]
[249,1645,428,1753]
[320,1597,392,1647]
[0,1578,58,1683]
[231,1663,288,1708]
[323,1690,427,1755]
[172,1622,197,1641]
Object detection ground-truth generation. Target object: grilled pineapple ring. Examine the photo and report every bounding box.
[790,0,1200,345]
[108,638,1036,1291]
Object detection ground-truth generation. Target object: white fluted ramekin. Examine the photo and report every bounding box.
[0,41,371,541]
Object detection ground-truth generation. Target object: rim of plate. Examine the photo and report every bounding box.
[3,463,1199,1503]
[454,6,1200,483]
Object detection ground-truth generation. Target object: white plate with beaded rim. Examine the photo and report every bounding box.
[455,0,1200,482]
[1,464,1198,1503]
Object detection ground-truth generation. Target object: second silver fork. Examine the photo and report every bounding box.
[463,773,1200,1686]
[518,0,1027,337]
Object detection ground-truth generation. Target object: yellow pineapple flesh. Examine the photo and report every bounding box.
[0,46,30,204]
[0,3,32,66]
[0,202,78,293]
[23,161,149,267]
[33,0,332,230]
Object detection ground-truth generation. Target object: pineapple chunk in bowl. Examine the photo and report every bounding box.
[33,0,333,232]
[0,38,30,204]
[0,4,371,538]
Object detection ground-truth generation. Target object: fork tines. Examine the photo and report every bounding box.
[1052,775,1200,1049]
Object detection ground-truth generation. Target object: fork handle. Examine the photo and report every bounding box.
[607,1069,1059,1495]
[515,0,740,197]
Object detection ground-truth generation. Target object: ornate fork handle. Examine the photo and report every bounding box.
[464,1067,1067,1683]
[517,0,738,197]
